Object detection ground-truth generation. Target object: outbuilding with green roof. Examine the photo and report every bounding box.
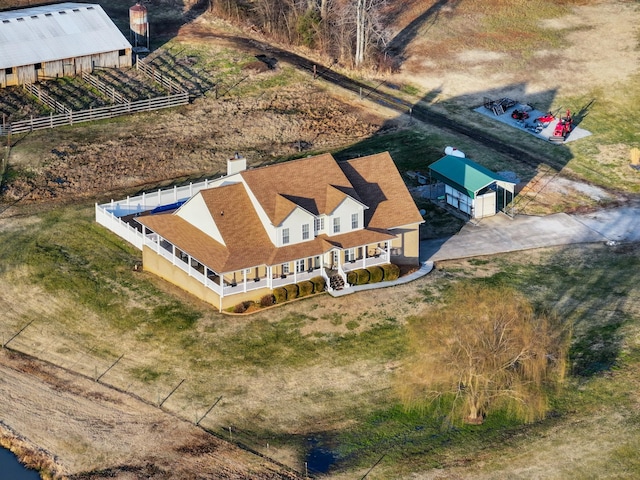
[429,155,515,219]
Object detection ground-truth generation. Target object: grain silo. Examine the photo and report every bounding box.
[129,2,149,51]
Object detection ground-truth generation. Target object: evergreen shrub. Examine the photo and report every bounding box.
[284,283,299,300]
[273,287,287,303]
[298,280,314,297]
[368,265,384,283]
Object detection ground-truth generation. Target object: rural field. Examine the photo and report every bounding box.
[1,0,639,479]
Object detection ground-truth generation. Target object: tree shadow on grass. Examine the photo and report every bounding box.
[570,321,623,377]
[386,0,462,68]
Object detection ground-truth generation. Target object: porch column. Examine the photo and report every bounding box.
[171,244,176,265]
[361,246,366,268]
[243,269,247,292]
[155,234,160,254]
[267,266,272,289]
[187,254,192,276]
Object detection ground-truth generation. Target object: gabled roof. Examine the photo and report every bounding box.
[137,213,230,271]
[139,152,423,273]
[0,3,131,70]
[340,152,424,228]
[240,153,362,226]
[428,155,515,199]
[139,183,274,273]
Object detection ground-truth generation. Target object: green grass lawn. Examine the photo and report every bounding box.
[1,1,639,475]
[1,201,639,478]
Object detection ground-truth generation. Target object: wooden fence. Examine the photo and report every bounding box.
[81,72,129,104]
[136,61,185,94]
[0,92,189,136]
[22,83,71,114]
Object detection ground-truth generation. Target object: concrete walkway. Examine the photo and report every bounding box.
[420,202,640,263]
[328,202,640,297]
[329,261,434,297]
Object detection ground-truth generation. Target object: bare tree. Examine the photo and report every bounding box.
[354,0,387,67]
[396,283,570,424]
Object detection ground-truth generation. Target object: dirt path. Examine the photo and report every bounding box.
[0,349,300,479]
[178,26,563,173]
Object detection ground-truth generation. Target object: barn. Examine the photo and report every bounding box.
[429,155,516,219]
[0,2,132,88]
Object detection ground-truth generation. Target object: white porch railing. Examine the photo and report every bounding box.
[145,234,223,295]
[95,203,144,249]
[342,252,389,272]
[222,267,323,295]
[98,177,223,218]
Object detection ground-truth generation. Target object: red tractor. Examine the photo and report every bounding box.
[550,110,573,143]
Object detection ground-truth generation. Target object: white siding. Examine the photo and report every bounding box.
[474,192,497,219]
[328,197,364,236]
[278,207,315,246]
[445,185,472,215]
[176,192,225,245]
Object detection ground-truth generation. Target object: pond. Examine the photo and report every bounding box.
[305,437,337,475]
[0,446,41,479]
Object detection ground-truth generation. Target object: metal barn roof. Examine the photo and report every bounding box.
[0,3,131,70]
[429,155,515,199]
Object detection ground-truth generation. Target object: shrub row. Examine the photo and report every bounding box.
[232,264,401,312]
[347,263,401,286]
[233,276,328,311]
[273,276,326,304]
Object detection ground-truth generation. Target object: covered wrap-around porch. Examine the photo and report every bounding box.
[143,231,391,300]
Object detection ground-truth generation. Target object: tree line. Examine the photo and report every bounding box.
[209,0,390,69]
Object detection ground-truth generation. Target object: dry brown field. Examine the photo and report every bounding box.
[1,1,639,479]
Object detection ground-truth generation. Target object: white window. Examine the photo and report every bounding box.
[345,248,355,262]
[333,217,340,234]
[314,217,324,233]
[296,259,305,273]
[282,263,290,274]
[282,227,290,245]
[302,224,309,240]
[351,213,358,229]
